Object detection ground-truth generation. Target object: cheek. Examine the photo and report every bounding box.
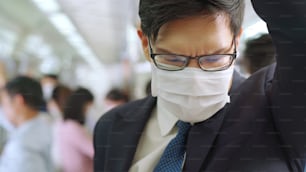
[2,101,15,120]
[2,106,15,122]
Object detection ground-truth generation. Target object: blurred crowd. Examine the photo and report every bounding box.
[0,73,130,172]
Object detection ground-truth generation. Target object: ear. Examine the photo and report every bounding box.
[137,28,151,62]
[235,27,244,47]
[14,94,25,107]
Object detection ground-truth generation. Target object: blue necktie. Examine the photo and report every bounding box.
[154,120,191,172]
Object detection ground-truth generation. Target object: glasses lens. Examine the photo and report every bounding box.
[154,55,188,71]
[199,55,233,71]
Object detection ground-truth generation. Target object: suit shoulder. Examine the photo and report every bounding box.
[249,63,275,82]
[95,96,156,130]
[94,96,156,148]
[231,63,276,98]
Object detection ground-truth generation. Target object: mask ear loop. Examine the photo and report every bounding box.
[150,63,158,97]
[233,34,237,59]
[228,36,237,73]
[148,38,154,59]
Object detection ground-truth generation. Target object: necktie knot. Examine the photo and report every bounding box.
[176,121,191,134]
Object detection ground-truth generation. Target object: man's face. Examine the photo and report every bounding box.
[146,14,239,69]
[103,99,125,112]
[1,91,18,125]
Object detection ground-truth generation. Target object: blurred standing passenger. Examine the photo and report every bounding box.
[239,34,276,76]
[85,88,130,134]
[48,85,72,120]
[40,74,59,113]
[54,88,94,172]
[0,76,53,172]
[48,85,72,172]
[103,88,130,112]
[40,74,59,101]
[94,0,306,171]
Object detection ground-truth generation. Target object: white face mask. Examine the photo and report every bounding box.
[151,64,233,123]
[42,83,55,101]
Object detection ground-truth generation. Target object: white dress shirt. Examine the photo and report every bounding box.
[129,99,179,172]
[0,113,54,172]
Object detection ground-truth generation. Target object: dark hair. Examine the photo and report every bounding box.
[105,88,130,103]
[4,76,44,110]
[139,0,245,41]
[243,34,276,74]
[51,85,72,112]
[63,88,94,125]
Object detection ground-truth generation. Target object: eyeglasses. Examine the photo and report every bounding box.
[148,38,237,72]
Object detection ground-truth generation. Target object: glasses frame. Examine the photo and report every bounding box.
[148,38,237,72]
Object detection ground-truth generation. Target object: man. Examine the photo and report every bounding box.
[0,76,53,172]
[103,88,130,112]
[40,74,59,101]
[94,0,306,171]
[239,33,276,77]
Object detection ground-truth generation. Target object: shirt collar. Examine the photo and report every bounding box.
[157,98,178,137]
[14,113,49,134]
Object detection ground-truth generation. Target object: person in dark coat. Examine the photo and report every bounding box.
[94,0,306,171]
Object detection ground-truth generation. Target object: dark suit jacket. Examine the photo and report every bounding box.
[94,1,306,171]
[229,70,245,94]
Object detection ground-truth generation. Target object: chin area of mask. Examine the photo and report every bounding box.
[151,64,233,123]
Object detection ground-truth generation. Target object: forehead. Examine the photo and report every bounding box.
[41,77,57,84]
[154,14,233,55]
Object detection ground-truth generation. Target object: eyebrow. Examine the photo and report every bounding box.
[154,46,232,56]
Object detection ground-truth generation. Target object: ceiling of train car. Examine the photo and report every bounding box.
[0,0,79,61]
[0,0,40,30]
[0,0,263,67]
[57,0,262,63]
[58,0,138,64]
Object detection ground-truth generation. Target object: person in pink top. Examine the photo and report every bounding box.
[54,88,94,172]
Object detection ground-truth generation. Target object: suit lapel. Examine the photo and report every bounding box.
[184,107,226,172]
[105,96,157,171]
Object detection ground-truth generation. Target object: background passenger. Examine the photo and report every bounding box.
[239,33,276,76]
[54,88,94,172]
[0,76,53,172]
[48,85,72,121]
[103,88,130,112]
